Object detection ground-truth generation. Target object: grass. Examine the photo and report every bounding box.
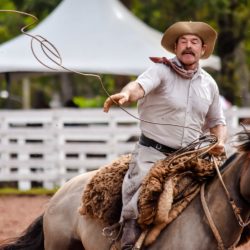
[0,187,58,196]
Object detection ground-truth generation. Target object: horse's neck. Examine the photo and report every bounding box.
[205,156,249,247]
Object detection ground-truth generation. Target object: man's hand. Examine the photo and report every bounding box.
[103,81,145,113]
[209,141,225,156]
[103,92,129,113]
[209,125,227,156]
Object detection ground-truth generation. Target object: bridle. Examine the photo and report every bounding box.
[201,155,250,250]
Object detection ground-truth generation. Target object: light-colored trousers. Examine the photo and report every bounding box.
[120,143,166,221]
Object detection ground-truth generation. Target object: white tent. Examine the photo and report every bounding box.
[0,0,220,75]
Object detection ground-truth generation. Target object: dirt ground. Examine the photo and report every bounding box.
[0,196,249,249]
[0,196,50,241]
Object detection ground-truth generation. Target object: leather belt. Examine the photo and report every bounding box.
[139,134,177,154]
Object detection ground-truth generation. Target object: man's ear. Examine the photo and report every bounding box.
[174,43,177,53]
[202,44,207,56]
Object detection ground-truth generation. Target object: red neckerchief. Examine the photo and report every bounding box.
[150,57,197,79]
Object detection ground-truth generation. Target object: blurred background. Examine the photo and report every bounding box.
[0,0,249,109]
[0,0,248,189]
[0,1,249,249]
[0,1,248,187]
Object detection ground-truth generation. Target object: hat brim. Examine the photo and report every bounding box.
[161,21,217,59]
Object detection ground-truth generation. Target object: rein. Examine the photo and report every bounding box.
[201,155,250,250]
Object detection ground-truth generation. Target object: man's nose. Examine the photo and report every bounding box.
[186,41,192,48]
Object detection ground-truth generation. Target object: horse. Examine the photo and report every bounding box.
[1,131,250,250]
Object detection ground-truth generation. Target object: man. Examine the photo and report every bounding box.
[103,21,227,249]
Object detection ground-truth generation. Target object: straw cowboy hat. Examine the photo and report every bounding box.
[161,21,217,59]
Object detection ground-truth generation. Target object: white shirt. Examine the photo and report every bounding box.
[136,61,226,149]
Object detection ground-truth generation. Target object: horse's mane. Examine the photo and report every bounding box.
[220,131,250,173]
[213,130,250,174]
[235,131,250,152]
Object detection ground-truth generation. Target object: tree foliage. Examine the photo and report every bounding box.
[0,0,61,43]
[0,0,250,107]
[123,0,250,106]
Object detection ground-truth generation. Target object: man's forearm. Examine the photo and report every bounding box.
[121,81,145,102]
[103,81,145,112]
[210,124,227,143]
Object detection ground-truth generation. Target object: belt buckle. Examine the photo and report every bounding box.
[155,143,162,151]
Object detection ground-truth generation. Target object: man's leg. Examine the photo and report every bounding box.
[120,144,165,249]
[121,219,141,250]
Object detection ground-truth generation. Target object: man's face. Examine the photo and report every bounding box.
[174,34,207,69]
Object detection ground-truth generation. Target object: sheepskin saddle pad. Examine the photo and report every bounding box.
[79,154,131,225]
[79,150,219,233]
[136,151,220,246]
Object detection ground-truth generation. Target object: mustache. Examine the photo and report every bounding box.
[181,49,195,56]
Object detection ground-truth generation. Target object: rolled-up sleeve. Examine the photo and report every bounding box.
[136,64,166,95]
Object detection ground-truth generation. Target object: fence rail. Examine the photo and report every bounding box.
[0,107,249,190]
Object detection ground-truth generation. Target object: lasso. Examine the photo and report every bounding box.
[0,9,203,134]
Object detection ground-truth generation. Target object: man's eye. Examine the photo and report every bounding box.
[192,40,200,45]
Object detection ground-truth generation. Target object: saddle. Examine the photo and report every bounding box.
[79,154,131,225]
[79,148,223,247]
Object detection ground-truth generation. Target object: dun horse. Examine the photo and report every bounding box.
[1,132,250,250]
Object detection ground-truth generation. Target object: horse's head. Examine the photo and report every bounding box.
[236,131,250,203]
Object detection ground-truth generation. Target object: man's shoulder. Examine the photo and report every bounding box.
[145,60,172,77]
[199,68,217,84]
[151,61,172,71]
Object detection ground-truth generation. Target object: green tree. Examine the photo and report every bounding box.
[1,0,250,107]
[0,0,61,43]
[124,0,250,106]
[12,0,61,20]
[206,0,250,105]
[0,0,62,109]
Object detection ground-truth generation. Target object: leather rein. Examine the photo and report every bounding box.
[201,155,250,250]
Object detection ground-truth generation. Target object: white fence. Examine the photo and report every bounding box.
[0,107,249,190]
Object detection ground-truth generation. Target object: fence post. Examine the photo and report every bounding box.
[18,136,31,190]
